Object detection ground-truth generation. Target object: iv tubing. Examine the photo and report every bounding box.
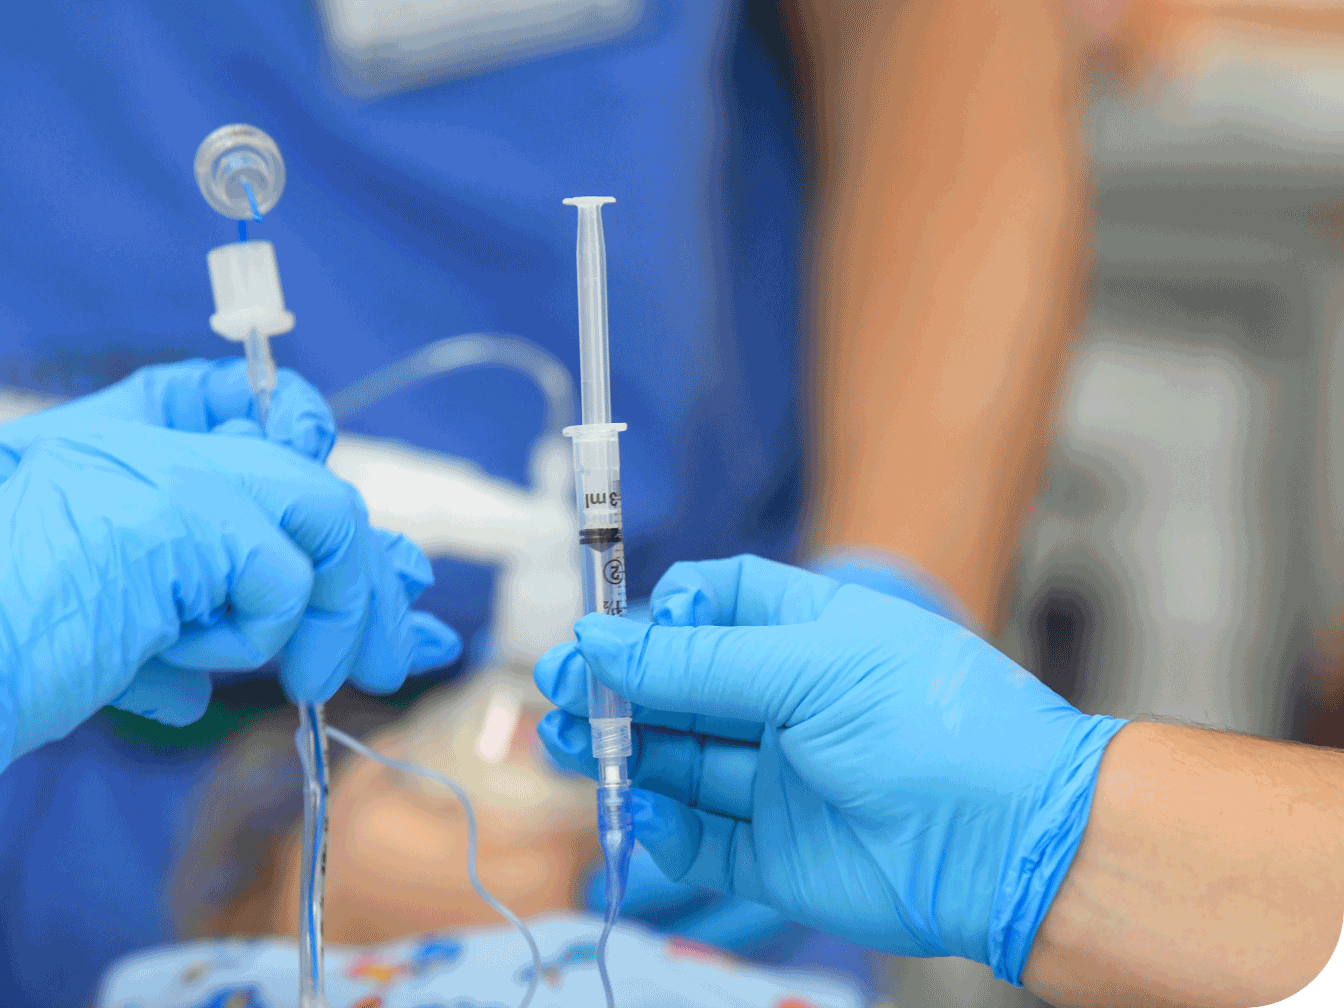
[562,196,634,1008]
[247,341,327,1008]
[326,332,574,434]
[245,326,276,428]
[295,703,329,1008]
[324,727,543,1008]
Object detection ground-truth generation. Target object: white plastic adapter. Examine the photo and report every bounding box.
[206,240,296,341]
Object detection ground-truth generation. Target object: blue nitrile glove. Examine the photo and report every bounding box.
[569,599,799,954]
[535,554,1128,986]
[0,421,460,770]
[0,358,336,477]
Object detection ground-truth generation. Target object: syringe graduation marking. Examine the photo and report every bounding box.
[580,527,622,547]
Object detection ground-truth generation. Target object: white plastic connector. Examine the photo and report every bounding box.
[206,240,296,341]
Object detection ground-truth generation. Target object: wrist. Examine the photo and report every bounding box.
[988,712,1129,985]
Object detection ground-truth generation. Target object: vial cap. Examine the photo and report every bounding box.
[195,124,286,220]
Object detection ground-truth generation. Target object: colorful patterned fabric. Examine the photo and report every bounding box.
[96,914,864,1008]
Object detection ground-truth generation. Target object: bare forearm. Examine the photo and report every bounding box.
[791,0,1091,630]
[1024,723,1344,1007]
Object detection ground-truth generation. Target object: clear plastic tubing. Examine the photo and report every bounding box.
[323,727,543,1008]
[561,196,633,1008]
[294,703,330,1008]
[260,368,330,1008]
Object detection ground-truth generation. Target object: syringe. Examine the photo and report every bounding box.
[196,124,331,1008]
[561,196,634,1008]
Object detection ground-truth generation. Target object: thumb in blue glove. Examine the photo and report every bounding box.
[0,422,460,770]
[535,554,1126,986]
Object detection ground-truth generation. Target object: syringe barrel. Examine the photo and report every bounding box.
[564,422,628,620]
[564,421,633,755]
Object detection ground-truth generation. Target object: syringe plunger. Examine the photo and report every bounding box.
[562,196,617,426]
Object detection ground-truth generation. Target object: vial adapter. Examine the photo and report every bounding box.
[206,241,295,341]
[195,124,286,220]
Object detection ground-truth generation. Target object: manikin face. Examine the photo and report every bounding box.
[213,681,599,945]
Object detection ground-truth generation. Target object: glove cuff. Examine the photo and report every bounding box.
[987,712,1129,985]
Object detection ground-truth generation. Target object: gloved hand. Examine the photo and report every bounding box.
[535,555,1127,986]
[0,357,334,476]
[0,421,460,769]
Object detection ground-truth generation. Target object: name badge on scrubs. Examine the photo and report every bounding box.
[318,0,645,97]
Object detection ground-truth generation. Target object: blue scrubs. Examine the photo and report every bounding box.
[0,2,805,1004]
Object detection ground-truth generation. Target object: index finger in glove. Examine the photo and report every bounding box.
[110,658,214,728]
[158,493,316,670]
[16,360,337,463]
[570,612,823,729]
[534,640,762,742]
[275,481,376,703]
[199,360,336,462]
[629,788,769,907]
[275,485,464,699]
[651,555,843,629]
[537,709,758,821]
[344,528,461,694]
[191,436,377,702]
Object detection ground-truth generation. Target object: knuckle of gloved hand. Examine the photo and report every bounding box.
[336,477,370,521]
[140,359,187,379]
[274,367,314,395]
[140,359,205,393]
[20,435,72,464]
[287,555,318,604]
[22,435,120,477]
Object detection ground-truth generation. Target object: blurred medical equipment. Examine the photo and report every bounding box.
[560,196,634,1008]
[318,0,645,99]
[328,333,582,676]
[196,122,331,1008]
[326,334,593,841]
